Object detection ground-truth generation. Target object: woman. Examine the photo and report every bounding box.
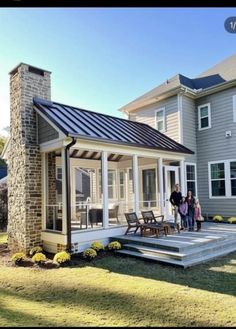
[185,190,195,231]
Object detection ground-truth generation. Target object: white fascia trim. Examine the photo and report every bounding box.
[154,107,166,133]
[198,103,211,131]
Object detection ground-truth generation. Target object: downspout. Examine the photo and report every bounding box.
[65,137,76,253]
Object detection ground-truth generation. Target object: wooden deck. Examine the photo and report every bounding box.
[112,222,236,268]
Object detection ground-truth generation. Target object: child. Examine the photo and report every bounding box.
[178,196,188,230]
[194,198,203,231]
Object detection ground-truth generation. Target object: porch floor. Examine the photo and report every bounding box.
[112,222,236,268]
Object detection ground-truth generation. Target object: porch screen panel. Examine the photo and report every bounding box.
[46,151,62,232]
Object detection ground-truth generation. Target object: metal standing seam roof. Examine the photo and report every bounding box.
[33,97,194,155]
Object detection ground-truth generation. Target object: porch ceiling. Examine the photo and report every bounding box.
[55,149,123,162]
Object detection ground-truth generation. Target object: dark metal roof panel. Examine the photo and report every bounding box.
[34,97,194,155]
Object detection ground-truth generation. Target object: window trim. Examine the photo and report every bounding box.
[208,159,236,199]
[233,95,236,123]
[185,162,198,197]
[198,103,211,131]
[155,107,166,133]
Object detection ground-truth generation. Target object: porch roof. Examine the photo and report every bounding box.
[34,97,194,155]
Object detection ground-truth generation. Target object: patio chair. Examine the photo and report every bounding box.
[141,210,169,236]
[109,204,120,224]
[124,212,161,237]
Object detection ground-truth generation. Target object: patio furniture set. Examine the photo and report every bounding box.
[124,211,180,237]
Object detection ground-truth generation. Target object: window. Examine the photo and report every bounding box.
[233,95,236,122]
[99,169,117,200]
[210,162,225,196]
[198,103,211,130]
[209,160,236,198]
[185,164,197,196]
[155,108,165,132]
[230,162,236,196]
[119,170,125,199]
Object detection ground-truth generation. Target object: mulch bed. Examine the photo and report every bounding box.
[0,243,116,269]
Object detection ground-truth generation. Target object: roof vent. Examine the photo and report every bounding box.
[28,66,45,76]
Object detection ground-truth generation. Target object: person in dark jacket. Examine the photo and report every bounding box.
[169,184,182,225]
[185,190,195,231]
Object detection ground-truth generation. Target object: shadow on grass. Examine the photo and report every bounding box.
[0,279,230,327]
[71,250,236,298]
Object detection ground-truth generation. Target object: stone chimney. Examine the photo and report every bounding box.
[8,63,51,253]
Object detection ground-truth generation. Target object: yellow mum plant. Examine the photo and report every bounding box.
[91,241,105,252]
[11,252,25,264]
[83,248,97,260]
[32,252,46,264]
[108,241,121,250]
[53,251,71,264]
[213,215,224,222]
[227,217,236,224]
[29,246,43,256]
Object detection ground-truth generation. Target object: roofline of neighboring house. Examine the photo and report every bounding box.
[0,137,10,161]
[119,78,236,114]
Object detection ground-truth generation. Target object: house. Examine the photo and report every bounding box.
[2,63,193,254]
[120,53,236,220]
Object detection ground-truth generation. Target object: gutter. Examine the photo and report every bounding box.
[65,137,76,253]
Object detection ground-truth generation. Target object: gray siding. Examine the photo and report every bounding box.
[182,95,197,163]
[129,96,180,143]
[196,87,236,217]
[37,114,59,144]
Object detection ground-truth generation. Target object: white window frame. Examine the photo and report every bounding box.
[208,159,236,199]
[198,103,211,131]
[233,95,236,123]
[118,170,125,200]
[155,107,166,133]
[185,162,198,197]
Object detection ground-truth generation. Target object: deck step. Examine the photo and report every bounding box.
[116,243,236,268]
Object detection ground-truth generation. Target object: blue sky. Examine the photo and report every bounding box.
[0,7,235,133]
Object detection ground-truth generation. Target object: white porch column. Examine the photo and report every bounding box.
[102,151,109,228]
[158,157,164,216]
[133,154,139,214]
[180,159,186,197]
[61,147,67,234]
[41,153,47,231]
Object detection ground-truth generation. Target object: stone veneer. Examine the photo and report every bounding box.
[7,63,51,253]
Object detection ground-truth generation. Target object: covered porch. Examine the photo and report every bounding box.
[34,98,193,253]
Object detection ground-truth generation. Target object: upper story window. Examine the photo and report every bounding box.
[155,107,165,132]
[233,95,236,122]
[198,103,211,130]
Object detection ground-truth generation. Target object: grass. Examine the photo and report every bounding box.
[0,234,7,244]
[0,242,236,327]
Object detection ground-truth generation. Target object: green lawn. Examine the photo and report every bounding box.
[0,242,236,327]
[0,234,7,244]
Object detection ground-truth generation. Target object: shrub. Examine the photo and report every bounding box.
[53,251,71,264]
[213,215,224,222]
[83,248,97,260]
[91,241,105,252]
[11,252,25,264]
[29,246,43,256]
[108,241,121,250]
[227,217,236,224]
[32,252,46,264]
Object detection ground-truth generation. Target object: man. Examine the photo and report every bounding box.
[169,184,182,226]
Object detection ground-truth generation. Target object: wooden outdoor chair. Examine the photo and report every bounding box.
[124,212,161,237]
[141,210,169,236]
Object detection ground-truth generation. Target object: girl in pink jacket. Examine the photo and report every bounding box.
[194,198,203,231]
